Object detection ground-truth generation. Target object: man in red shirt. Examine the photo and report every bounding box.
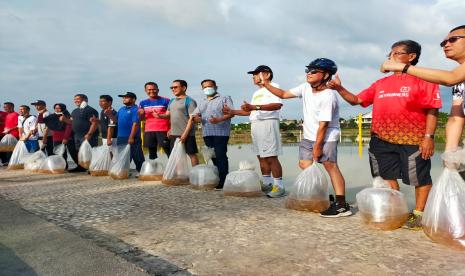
[2,102,19,165]
[328,40,442,230]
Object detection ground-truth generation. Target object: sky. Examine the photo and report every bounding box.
[1,0,465,122]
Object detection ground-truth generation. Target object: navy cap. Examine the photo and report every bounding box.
[31,100,46,106]
[247,65,273,75]
[118,92,137,99]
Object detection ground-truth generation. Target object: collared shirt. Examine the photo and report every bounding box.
[18,115,39,140]
[193,94,234,137]
[100,109,117,138]
[117,105,140,138]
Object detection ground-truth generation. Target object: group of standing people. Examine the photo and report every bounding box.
[2,25,465,230]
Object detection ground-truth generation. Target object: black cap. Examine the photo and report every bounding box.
[31,100,46,106]
[247,65,273,75]
[118,92,137,99]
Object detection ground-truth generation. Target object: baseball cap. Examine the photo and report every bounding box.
[118,92,137,99]
[31,100,46,106]
[247,65,273,75]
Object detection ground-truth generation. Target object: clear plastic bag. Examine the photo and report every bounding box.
[0,134,18,152]
[24,150,47,172]
[139,159,165,181]
[78,140,92,169]
[189,164,219,190]
[39,155,66,174]
[223,166,262,197]
[238,160,256,171]
[162,139,190,185]
[7,141,29,170]
[201,146,215,164]
[89,145,112,176]
[286,163,330,212]
[422,150,465,250]
[356,177,409,230]
[109,144,131,179]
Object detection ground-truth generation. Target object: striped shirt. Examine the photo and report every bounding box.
[193,94,234,137]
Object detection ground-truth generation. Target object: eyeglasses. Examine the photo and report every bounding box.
[386,51,409,58]
[170,86,180,90]
[440,36,465,47]
[305,68,324,75]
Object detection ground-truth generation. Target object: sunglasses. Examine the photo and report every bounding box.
[170,86,180,90]
[440,36,465,47]
[305,68,324,75]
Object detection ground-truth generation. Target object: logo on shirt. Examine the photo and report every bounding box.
[378,86,410,99]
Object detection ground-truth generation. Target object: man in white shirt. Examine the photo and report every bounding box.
[261,58,351,217]
[31,100,53,155]
[223,65,285,198]
[18,105,39,152]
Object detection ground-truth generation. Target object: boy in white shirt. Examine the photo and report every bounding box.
[262,58,352,217]
[18,105,39,152]
[223,65,285,198]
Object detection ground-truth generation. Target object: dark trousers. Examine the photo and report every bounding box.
[203,136,229,188]
[40,137,54,156]
[53,140,78,170]
[117,137,145,172]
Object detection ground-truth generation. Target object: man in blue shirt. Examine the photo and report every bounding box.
[116,92,144,172]
[193,79,234,189]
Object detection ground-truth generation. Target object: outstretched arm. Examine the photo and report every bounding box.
[327,75,363,105]
[381,60,465,86]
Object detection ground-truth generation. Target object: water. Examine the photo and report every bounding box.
[226,143,445,208]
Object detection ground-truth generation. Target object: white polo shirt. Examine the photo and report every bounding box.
[18,115,39,140]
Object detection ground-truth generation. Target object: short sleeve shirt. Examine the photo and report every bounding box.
[139,97,170,132]
[249,83,282,121]
[168,96,197,136]
[117,105,140,138]
[357,74,442,145]
[0,111,7,134]
[71,106,100,138]
[18,115,39,140]
[100,109,118,138]
[5,112,19,138]
[290,83,340,141]
[192,94,234,137]
[37,111,52,137]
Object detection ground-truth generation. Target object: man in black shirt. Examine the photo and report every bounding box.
[99,95,117,146]
[70,93,99,172]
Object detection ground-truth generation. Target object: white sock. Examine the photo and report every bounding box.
[262,175,273,186]
[274,178,283,189]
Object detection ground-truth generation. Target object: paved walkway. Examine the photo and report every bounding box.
[1,168,464,275]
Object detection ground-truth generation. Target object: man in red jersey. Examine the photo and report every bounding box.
[328,40,442,230]
[2,102,19,165]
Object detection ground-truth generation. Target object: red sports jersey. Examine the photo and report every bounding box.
[357,74,442,145]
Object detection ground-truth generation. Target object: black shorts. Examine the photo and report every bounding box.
[169,136,198,155]
[368,136,432,187]
[144,131,169,148]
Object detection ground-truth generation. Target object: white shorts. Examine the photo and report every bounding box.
[251,119,282,158]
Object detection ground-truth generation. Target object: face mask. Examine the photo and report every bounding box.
[203,87,216,96]
[80,101,88,109]
[55,112,63,115]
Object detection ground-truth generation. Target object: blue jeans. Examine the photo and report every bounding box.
[203,136,229,188]
[24,140,39,153]
[117,137,145,172]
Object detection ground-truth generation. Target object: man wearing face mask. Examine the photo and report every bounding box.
[192,79,234,190]
[116,92,145,173]
[138,82,171,159]
[70,93,99,172]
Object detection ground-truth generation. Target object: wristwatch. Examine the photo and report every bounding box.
[255,105,261,110]
[424,134,434,139]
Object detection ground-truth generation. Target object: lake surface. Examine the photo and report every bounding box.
[224,143,445,208]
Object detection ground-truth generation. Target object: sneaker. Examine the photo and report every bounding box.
[261,183,273,194]
[402,212,423,231]
[266,185,286,198]
[320,202,352,218]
